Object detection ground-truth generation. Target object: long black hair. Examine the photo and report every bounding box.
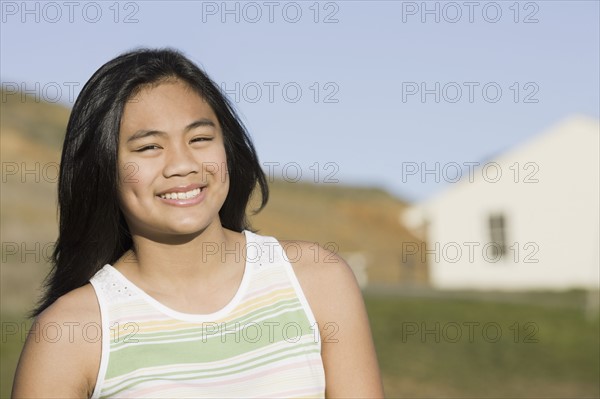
[31,48,268,317]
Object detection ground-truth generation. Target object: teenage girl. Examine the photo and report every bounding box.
[12,48,384,398]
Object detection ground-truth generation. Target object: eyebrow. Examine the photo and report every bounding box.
[126,119,217,143]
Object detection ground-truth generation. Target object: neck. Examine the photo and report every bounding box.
[121,222,246,291]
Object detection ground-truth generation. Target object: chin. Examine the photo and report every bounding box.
[150,225,211,244]
[128,217,212,240]
[166,220,212,234]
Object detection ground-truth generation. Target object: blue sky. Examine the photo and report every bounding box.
[1,0,598,201]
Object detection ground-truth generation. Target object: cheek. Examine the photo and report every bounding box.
[219,149,229,184]
[117,159,152,205]
[116,172,137,215]
[119,161,141,188]
[204,145,229,185]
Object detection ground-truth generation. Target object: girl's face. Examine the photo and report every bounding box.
[117,79,229,238]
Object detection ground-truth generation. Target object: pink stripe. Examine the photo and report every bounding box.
[131,358,324,396]
[245,280,289,299]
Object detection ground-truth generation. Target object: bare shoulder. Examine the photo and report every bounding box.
[37,283,101,335]
[12,283,101,398]
[279,239,384,397]
[278,240,362,327]
[45,283,100,320]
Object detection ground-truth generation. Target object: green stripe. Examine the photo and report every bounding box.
[102,344,321,397]
[110,298,302,350]
[105,308,314,378]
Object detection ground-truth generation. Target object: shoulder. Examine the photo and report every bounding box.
[38,283,101,333]
[278,240,362,324]
[44,283,100,320]
[279,240,384,396]
[12,284,101,398]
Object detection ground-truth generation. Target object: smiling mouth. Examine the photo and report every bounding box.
[158,187,204,200]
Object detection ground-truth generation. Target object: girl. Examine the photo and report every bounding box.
[12,48,384,398]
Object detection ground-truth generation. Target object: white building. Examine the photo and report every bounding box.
[404,116,599,290]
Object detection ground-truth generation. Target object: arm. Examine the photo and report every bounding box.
[286,241,385,398]
[12,284,101,398]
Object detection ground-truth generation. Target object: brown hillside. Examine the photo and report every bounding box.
[249,180,429,287]
[1,91,66,313]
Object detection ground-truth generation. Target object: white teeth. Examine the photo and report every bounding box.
[159,187,202,200]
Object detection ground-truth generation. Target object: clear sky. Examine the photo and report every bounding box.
[1,0,598,201]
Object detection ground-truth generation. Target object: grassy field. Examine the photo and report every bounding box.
[1,290,598,398]
[365,290,599,398]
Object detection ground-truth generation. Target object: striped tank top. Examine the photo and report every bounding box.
[89,230,326,398]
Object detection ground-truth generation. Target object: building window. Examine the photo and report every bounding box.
[488,214,507,260]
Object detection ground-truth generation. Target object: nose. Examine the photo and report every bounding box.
[162,142,199,178]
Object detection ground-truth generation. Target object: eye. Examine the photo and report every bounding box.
[135,145,161,152]
[191,137,214,143]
